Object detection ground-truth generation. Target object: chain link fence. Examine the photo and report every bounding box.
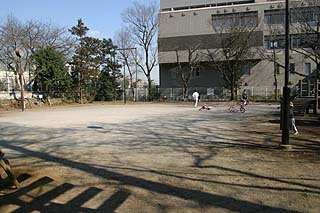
[0,86,283,102]
[150,86,283,101]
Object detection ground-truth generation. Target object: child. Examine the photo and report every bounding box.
[290,102,299,135]
[192,90,200,107]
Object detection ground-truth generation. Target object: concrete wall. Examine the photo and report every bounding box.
[158,1,282,38]
[161,0,258,10]
[158,0,315,89]
[0,91,33,100]
[160,63,225,88]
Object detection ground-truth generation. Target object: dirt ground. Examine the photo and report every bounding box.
[0,102,319,212]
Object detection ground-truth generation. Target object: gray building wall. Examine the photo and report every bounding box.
[160,63,224,88]
[158,0,315,89]
[161,0,257,10]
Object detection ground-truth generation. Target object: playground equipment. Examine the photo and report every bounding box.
[0,149,20,189]
[293,79,319,115]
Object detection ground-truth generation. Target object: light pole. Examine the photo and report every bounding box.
[123,61,126,104]
[15,48,24,112]
[135,48,138,102]
[281,0,290,146]
[115,47,137,104]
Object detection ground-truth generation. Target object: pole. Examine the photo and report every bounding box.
[135,48,138,102]
[19,58,25,111]
[123,62,126,104]
[315,79,319,114]
[115,47,136,104]
[281,0,290,145]
[15,49,24,112]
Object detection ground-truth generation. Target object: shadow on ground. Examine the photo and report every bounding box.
[0,146,303,213]
[1,174,130,212]
[0,106,319,212]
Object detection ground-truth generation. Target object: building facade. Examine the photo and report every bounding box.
[158,0,318,97]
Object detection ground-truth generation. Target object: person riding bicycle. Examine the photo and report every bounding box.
[241,89,248,105]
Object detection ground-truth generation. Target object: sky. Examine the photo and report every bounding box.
[0,0,159,83]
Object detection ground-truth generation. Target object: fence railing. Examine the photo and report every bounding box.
[148,87,283,101]
[0,86,286,102]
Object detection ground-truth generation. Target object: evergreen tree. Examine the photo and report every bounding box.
[96,39,122,101]
[31,47,71,97]
[70,19,122,102]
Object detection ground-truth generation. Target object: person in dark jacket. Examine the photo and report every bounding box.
[290,102,299,135]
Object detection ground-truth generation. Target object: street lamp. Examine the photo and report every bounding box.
[15,48,24,112]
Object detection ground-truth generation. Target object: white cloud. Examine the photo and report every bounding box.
[87,30,101,38]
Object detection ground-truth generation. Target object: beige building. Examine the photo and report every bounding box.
[158,0,318,94]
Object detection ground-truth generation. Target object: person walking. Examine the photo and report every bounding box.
[192,90,200,107]
[290,102,299,135]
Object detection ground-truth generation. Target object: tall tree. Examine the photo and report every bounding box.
[290,1,320,79]
[70,19,122,102]
[175,44,203,100]
[96,38,122,101]
[258,23,285,100]
[115,28,137,100]
[206,12,260,100]
[122,1,158,100]
[0,15,76,90]
[69,19,96,103]
[30,47,71,98]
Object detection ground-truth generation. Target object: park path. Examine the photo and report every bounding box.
[1,103,319,212]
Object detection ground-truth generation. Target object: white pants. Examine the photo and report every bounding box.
[194,99,199,107]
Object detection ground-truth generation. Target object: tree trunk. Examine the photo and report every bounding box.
[183,82,189,101]
[147,75,152,101]
[230,86,235,101]
[273,47,278,101]
[274,83,278,101]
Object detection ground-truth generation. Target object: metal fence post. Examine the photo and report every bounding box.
[265,87,268,100]
[316,79,319,114]
[251,87,254,99]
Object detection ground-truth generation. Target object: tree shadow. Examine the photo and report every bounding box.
[0,143,302,212]
[1,173,130,212]
[0,105,319,211]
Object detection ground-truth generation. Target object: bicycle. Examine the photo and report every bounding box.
[228,102,246,113]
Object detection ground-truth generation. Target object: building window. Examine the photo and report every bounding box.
[212,11,258,29]
[264,9,285,25]
[290,63,295,74]
[291,7,319,24]
[264,35,285,49]
[193,67,200,77]
[305,63,311,76]
[170,70,176,79]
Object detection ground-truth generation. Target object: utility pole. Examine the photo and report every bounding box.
[15,48,24,112]
[135,48,138,102]
[123,61,126,104]
[115,47,137,104]
[281,0,290,147]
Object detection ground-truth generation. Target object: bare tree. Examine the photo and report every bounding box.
[0,16,24,90]
[115,28,137,100]
[0,15,76,90]
[206,12,260,100]
[175,44,203,100]
[122,1,158,100]
[290,0,320,79]
[258,23,285,100]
